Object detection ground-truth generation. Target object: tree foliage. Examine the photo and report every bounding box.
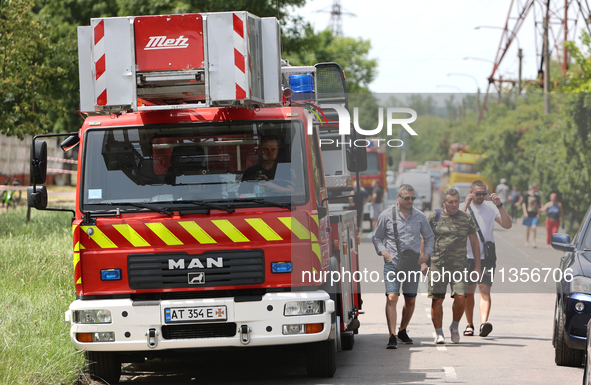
[0,0,75,138]
[283,28,377,93]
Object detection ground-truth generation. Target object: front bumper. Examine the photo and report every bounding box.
[564,293,591,350]
[66,291,334,352]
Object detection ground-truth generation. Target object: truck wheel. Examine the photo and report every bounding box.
[306,338,336,377]
[555,304,584,367]
[341,331,355,351]
[85,351,121,384]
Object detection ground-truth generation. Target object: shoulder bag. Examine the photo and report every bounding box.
[468,205,497,267]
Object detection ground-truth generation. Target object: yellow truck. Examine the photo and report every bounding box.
[446,152,494,195]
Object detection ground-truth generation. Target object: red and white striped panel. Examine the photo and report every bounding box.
[232,13,247,100]
[93,19,107,106]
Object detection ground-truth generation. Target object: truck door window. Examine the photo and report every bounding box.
[309,132,324,202]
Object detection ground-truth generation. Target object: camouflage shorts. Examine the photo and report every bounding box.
[427,261,470,299]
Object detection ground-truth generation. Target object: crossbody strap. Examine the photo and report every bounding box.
[432,209,441,231]
[468,205,486,243]
[391,206,401,255]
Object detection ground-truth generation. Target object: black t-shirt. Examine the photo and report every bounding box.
[524,192,541,217]
[373,186,383,204]
[242,162,277,181]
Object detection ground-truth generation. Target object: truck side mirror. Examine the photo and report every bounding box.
[346,132,367,172]
[27,185,48,210]
[60,135,80,151]
[30,140,48,185]
[317,205,328,219]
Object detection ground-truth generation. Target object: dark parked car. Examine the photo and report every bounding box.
[584,319,591,384]
[551,205,591,367]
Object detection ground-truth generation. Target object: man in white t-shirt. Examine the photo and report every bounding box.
[495,178,509,206]
[462,180,512,338]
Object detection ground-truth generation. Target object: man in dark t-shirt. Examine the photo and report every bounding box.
[242,136,280,181]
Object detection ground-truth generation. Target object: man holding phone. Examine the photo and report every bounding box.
[462,180,512,338]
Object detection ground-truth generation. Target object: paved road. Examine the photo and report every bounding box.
[107,208,582,384]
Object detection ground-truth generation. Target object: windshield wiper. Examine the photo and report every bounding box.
[181,200,235,213]
[232,198,293,210]
[126,202,174,216]
[89,202,173,216]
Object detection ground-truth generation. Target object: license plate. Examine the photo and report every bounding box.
[164,306,227,323]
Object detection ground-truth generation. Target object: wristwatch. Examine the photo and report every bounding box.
[496,203,503,208]
[378,251,383,256]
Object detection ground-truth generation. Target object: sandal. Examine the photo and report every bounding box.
[480,322,493,337]
[463,324,474,336]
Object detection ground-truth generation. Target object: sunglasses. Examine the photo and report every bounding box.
[398,196,417,201]
[475,192,488,197]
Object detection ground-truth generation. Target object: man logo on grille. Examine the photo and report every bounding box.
[188,272,205,284]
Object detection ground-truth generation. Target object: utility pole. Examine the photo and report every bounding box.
[544,12,551,114]
[518,48,523,94]
[563,0,569,73]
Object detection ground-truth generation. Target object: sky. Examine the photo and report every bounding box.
[294,0,588,94]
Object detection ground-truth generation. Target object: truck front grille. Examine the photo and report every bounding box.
[161,322,237,339]
[128,250,265,290]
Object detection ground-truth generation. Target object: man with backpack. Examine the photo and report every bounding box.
[426,188,481,345]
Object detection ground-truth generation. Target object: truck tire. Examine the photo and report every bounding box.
[341,331,355,351]
[85,351,121,384]
[555,304,584,367]
[306,338,336,377]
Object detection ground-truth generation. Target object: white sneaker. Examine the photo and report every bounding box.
[434,334,445,344]
[449,326,460,344]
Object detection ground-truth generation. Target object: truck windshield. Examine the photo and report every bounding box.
[453,163,479,174]
[81,121,307,210]
[360,152,379,175]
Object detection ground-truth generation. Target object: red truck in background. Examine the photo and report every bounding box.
[27,12,366,383]
[324,138,392,228]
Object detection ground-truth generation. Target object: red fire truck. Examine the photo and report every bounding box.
[27,12,366,383]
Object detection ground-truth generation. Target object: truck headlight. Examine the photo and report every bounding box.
[74,310,112,324]
[571,276,591,295]
[284,300,324,316]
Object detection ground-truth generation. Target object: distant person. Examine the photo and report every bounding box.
[541,192,564,248]
[495,178,509,207]
[522,183,541,248]
[373,184,434,349]
[427,188,481,345]
[349,185,369,232]
[462,180,512,338]
[509,185,523,223]
[370,179,384,235]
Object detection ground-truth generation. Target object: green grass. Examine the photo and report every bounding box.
[0,207,84,384]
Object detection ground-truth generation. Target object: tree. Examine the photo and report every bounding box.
[0,0,75,138]
[283,28,377,93]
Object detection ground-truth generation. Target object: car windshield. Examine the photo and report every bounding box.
[453,184,472,201]
[581,205,591,249]
[81,120,307,210]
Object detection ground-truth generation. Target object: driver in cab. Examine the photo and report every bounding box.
[242,135,294,193]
